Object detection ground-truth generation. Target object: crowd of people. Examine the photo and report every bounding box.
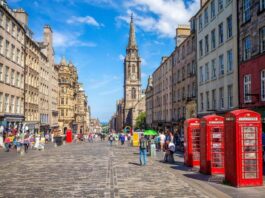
[72,132,108,143]
[108,133,131,146]
[138,130,177,166]
[0,129,54,154]
[1,125,181,167]
[107,129,179,166]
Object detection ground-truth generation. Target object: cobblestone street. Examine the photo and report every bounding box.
[0,142,264,198]
[0,142,223,198]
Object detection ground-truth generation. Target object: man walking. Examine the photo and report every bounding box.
[109,134,114,146]
[120,133,125,145]
[139,134,147,166]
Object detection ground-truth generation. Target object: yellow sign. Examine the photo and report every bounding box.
[132,132,139,147]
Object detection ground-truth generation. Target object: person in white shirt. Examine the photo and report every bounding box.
[0,126,4,148]
[160,132,165,151]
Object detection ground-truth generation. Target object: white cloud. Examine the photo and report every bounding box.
[67,16,103,27]
[53,31,97,48]
[119,54,125,61]
[141,72,148,78]
[118,0,200,37]
[141,58,147,66]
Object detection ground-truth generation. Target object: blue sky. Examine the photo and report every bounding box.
[8,0,200,122]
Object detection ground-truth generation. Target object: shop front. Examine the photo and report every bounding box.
[0,114,24,132]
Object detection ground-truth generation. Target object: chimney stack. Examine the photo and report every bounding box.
[175,25,191,47]
[13,8,28,26]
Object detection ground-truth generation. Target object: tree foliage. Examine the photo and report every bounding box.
[135,112,146,130]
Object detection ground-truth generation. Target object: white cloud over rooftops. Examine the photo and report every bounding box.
[67,16,104,27]
[118,0,200,37]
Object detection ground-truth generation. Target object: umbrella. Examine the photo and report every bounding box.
[144,129,158,136]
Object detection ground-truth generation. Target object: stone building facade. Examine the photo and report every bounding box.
[90,118,101,133]
[123,15,145,129]
[145,76,153,128]
[76,83,89,134]
[57,58,78,133]
[116,99,124,132]
[152,56,173,130]
[238,0,265,127]
[195,0,238,117]
[41,26,59,130]
[13,8,41,133]
[172,25,197,134]
[39,51,49,132]
[24,34,40,132]
[0,2,25,131]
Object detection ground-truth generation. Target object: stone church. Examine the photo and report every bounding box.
[123,15,146,129]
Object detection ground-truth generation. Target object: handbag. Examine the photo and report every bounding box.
[168,142,175,152]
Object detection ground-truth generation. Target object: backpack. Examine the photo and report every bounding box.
[140,138,147,149]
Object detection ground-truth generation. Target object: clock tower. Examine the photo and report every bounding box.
[123,14,141,128]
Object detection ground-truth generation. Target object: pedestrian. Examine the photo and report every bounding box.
[155,135,160,151]
[24,131,30,153]
[0,125,4,148]
[45,133,49,143]
[120,133,125,145]
[88,133,93,143]
[109,134,114,146]
[160,131,165,152]
[115,134,119,145]
[127,133,131,146]
[4,133,12,152]
[51,130,54,143]
[74,133,78,143]
[150,136,156,157]
[164,130,175,163]
[139,134,147,165]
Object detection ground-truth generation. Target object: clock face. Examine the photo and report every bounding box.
[131,74,136,80]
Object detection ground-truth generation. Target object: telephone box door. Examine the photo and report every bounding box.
[238,124,262,186]
[211,126,224,174]
[192,128,200,166]
[184,118,200,167]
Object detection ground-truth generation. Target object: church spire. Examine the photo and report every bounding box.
[127,13,137,50]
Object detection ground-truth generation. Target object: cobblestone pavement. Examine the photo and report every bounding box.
[0,142,224,198]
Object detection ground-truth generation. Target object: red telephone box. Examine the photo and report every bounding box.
[66,129,72,143]
[184,118,201,167]
[200,115,225,175]
[224,110,263,187]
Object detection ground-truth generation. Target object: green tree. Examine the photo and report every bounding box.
[135,112,146,130]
